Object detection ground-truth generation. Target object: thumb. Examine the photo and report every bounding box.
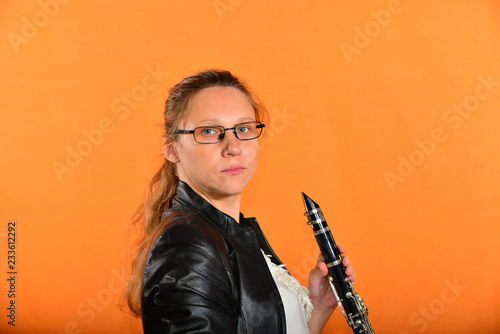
[310,255,329,281]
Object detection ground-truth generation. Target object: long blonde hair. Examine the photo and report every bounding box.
[124,69,267,316]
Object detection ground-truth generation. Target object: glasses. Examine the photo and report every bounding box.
[175,121,265,144]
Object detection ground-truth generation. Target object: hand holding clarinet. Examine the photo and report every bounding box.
[308,245,357,334]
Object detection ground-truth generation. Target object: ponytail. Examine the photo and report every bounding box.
[123,160,178,316]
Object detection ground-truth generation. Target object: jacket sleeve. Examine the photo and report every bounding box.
[141,220,237,334]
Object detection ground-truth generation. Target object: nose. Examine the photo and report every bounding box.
[221,130,242,156]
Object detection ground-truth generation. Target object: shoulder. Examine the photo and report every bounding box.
[151,208,226,255]
[141,209,238,332]
[143,208,231,297]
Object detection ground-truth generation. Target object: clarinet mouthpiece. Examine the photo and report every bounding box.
[302,193,325,225]
[302,192,319,213]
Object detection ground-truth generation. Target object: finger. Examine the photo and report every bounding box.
[344,263,356,283]
[318,261,329,276]
[346,266,356,283]
[317,253,325,263]
[345,264,353,277]
[350,270,357,283]
[314,254,329,276]
[310,260,329,281]
[342,256,350,268]
[338,244,346,254]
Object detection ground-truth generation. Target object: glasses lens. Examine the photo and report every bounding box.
[194,126,224,143]
[235,122,261,140]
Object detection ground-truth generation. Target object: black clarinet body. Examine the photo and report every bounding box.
[302,193,374,334]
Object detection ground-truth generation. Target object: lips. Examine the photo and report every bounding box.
[221,166,244,175]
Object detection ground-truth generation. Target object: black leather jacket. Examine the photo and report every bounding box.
[141,182,287,333]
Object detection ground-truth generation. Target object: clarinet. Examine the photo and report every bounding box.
[302,193,375,334]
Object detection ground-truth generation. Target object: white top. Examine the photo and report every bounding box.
[262,251,313,334]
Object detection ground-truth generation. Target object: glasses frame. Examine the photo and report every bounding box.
[175,121,265,144]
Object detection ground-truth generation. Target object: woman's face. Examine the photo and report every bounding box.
[169,86,259,203]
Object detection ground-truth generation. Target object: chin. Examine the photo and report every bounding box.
[223,185,247,196]
[221,180,251,196]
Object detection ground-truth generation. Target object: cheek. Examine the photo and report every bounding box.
[181,146,218,170]
[246,144,260,167]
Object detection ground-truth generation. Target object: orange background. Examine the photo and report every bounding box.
[1,0,499,333]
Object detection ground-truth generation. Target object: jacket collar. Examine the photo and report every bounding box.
[171,181,247,233]
[168,181,284,269]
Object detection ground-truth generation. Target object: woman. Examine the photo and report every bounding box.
[125,69,355,333]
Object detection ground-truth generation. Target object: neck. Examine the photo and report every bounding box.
[208,195,241,223]
[181,180,242,223]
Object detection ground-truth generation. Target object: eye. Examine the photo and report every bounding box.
[201,128,217,136]
[236,126,250,133]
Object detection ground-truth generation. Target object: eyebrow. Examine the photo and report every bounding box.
[196,117,256,126]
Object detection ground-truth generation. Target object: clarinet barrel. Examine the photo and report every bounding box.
[302,193,374,334]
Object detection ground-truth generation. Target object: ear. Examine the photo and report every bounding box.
[163,137,180,163]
